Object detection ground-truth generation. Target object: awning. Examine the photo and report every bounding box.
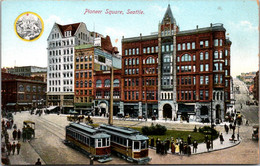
[18,103,32,105]
[47,106,58,110]
[6,103,16,106]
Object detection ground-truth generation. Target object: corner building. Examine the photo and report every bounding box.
[122,5,231,122]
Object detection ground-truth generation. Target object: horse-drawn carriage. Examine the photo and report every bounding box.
[22,121,35,140]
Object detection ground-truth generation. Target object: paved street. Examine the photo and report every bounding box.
[4,110,259,165]
[233,78,259,125]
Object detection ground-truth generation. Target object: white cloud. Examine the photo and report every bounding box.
[45,15,73,26]
[239,20,258,31]
[104,27,127,54]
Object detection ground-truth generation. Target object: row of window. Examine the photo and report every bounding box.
[177,42,196,51]
[76,64,92,70]
[124,78,139,87]
[124,58,139,66]
[177,76,195,85]
[76,55,93,62]
[51,33,60,39]
[18,94,44,100]
[75,72,92,79]
[49,39,74,48]
[49,48,74,56]
[75,89,92,95]
[125,46,159,56]
[75,97,93,103]
[124,91,158,101]
[161,92,174,100]
[18,85,45,93]
[96,91,120,99]
[124,68,140,75]
[76,80,93,88]
[143,67,157,74]
[96,79,120,88]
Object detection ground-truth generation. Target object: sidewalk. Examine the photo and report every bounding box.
[149,131,241,155]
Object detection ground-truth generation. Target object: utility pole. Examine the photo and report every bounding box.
[109,56,114,125]
[211,100,214,149]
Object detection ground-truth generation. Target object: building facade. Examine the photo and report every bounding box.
[121,5,231,122]
[46,22,94,113]
[6,66,47,77]
[94,69,122,116]
[253,71,259,101]
[1,72,46,111]
[74,36,121,114]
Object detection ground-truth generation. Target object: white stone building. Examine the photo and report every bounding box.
[46,22,95,112]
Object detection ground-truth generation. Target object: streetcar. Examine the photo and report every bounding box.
[64,123,112,162]
[99,124,151,164]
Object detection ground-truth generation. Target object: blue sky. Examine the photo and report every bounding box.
[1,0,258,77]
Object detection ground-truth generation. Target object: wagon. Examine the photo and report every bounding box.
[22,120,35,139]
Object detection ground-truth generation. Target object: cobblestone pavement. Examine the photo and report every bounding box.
[4,111,259,165]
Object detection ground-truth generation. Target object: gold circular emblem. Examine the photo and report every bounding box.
[14,12,44,42]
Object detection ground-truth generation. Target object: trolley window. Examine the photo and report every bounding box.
[102,138,107,147]
[107,138,110,146]
[128,140,132,147]
[90,138,95,147]
[141,140,147,149]
[97,139,102,147]
[133,141,140,151]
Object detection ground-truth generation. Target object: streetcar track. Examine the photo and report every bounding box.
[34,118,64,140]
[27,140,48,165]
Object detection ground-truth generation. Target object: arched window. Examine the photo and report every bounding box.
[217,92,219,100]
[146,57,154,64]
[125,59,128,65]
[19,85,24,92]
[128,59,132,65]
[181,54,191,62]
[85,81,88,87]
[114,79,119,87]
[105,79,110,87]
[163,55,170,63]
[96,80,102,87]
[89,81,92,87]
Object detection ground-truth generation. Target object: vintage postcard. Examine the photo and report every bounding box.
[1,0,259,165]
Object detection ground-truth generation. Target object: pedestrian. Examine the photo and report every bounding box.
[171,141,175,154]
[13,129,17,140]
[205,135,209,143]
[229,123,233,130]
[11,142,16,155]
[13,124,17,130]
[150,137,154,147]
[193,140,198,153]
[206,140,210,152]
[187,145,191,156]
[16,141,21,155]
[183,143,187,155]
[161,141,165,155]
[35,158,42,165]
[231,134,235,143]
[224,124,228,134]
[22,130,26,142]
[175,143,180,155]
[166,138,170,151]
[179,141,183,155]
[7,142,11,156]
[156,139,160,154]
[219,133,224,144]
[17,129,21,140]
[187,135,192,145]
[164,141,168,154]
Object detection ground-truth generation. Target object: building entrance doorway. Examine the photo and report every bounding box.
[216,105,221,119]
[163,104,172,119]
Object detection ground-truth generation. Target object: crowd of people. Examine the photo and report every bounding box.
[1,118,22,156]
[150,135,199,156]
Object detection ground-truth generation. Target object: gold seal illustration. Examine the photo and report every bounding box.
[14,12,44,42]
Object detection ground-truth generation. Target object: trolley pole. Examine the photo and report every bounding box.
[109,58,114,125]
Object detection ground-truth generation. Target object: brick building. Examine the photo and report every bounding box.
[74,36,121,114]
[94,69,122,116]
[121,5,231,122]
[1,72,46,111]
[253,71,259,101]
